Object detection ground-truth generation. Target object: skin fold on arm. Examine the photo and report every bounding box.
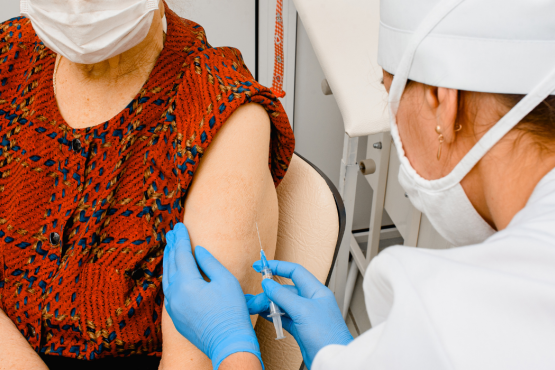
[159,103,278,369]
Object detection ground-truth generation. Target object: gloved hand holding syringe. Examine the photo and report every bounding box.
[256,222,286,340]
[163,222,353,369]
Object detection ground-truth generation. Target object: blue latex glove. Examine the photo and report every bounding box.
[163,223,263,370]
[245,260,353,369]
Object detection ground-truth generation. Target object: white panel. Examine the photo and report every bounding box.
[292,18,344,186]
[0,0,21,21]
[293,0,389,137]
[293,19,376,230]
[259,0,297,127]
[384,143,420,242]
[166,0,256,74]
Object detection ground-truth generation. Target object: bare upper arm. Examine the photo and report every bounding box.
[181,102,278,290]
[0,309,48,370]
[160,103,279,369]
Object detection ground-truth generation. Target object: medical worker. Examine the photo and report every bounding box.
[163,0,555,369]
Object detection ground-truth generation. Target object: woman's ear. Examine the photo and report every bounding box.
[426,86,459,143]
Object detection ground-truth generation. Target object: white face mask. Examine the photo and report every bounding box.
[388,0,555,247]
[396,159,495,247]
[20,0,164,64]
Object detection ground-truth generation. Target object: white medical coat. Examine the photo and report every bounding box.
[313,168,555,370]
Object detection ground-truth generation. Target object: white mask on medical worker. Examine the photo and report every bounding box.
[20,0,165,64]
[378,0,555,247]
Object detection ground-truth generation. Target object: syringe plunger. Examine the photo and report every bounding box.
[268,302,286,340]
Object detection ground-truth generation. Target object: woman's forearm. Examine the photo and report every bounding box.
[0,308,48,370]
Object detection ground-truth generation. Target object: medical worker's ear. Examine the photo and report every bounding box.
[426,86,460,144]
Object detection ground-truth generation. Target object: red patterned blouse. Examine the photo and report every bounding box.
[0,6,294,360]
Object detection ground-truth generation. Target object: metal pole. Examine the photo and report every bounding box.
[334,133,358,314]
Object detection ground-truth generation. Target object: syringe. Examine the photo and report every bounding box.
[256,223,286,340]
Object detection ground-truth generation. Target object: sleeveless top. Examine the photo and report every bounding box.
[0,6,295,360]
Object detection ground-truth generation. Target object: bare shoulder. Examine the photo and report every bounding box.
[212,103,271,150]
[184,101,276,237]
[194,103,272,180]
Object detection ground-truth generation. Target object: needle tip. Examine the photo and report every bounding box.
[255,222,263,250]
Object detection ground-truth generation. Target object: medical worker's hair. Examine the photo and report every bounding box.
[496,94,555,152]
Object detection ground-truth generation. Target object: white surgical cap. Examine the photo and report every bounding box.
[378,0,555,95]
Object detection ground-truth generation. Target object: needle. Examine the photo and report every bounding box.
[256,222,263,250]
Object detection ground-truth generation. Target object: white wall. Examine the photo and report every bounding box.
[293,18,390,231]
[167,0,256,74]
[0,0,20,21]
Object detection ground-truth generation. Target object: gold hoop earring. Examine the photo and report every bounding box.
[436,125,444,161]
[455,123,463,132]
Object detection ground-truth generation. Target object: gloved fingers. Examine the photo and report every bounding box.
[163,230,178,293]
[162,246,173,293]
[245,293,270,316]
[245,292,269,314]
[252,260,264,273]
[282,285,299,295]
[253,309,294,336]
[169,223,189,244]
[261,279,305,315]
[194,246,235,282]
[245,294,255,310]
[245,293,295,335]
[256,309,272,319]
[280,316,294,335]
[245,285,299,315]
[253,260,324,298]
[172,226,204,282]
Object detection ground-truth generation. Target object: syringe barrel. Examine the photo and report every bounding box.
[258,258,286,340]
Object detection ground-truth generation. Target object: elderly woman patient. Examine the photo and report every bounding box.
[0,0,294,369]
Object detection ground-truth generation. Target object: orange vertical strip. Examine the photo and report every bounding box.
[271,0,286,98]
